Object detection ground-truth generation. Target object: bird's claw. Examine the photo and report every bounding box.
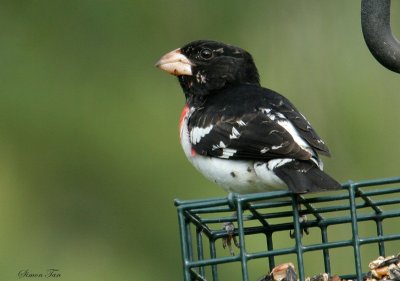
[222,222,239,256]
[290,214,309,238]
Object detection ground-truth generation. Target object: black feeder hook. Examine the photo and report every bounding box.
[361,0,400,73]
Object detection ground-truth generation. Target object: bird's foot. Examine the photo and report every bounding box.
[290,214,309,238]
[222,221,239,256]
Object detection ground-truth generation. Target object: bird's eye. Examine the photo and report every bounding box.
[200,48,213,60]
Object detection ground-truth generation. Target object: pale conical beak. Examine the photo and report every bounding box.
[155,48,194,76]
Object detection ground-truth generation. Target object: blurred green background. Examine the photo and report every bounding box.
[0,0,399,280]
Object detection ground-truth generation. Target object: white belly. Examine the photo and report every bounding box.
[179,106,286,194]
[190,156,286,193]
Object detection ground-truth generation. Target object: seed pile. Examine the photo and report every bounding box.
[257,254,400,281]
[366,255,400,281]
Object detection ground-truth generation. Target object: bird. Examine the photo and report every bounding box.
[156,40,341,194]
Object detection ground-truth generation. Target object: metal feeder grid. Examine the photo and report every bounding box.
[174,177,400,281]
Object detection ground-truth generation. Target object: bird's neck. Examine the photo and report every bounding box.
[178,74,261,108]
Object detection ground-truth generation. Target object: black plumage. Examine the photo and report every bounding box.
[156,40,341,193]
[188,84,329,161]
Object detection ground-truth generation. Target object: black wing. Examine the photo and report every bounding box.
[189,109,311,160]
[187,85,330,161]
[267,92,330,157]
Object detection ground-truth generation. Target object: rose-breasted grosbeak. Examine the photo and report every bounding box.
[156,40,340,194]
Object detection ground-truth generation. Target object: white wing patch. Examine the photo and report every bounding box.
[260,108,285,121]
[271,144,284,150]
[229,127,241,139]
[212,141,226,150]
[190,125,213,144]
[267,158,294,170]
[260,108,271,113]
[221,148,237,159]
[277,119,312,153]
[236,120,246,126]
[211,141,237,159]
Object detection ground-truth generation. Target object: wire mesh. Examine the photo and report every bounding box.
[174,177,400,281]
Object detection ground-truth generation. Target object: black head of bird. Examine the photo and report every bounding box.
[156,40,260,99]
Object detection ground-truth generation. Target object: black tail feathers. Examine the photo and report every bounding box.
[274,160,341,194]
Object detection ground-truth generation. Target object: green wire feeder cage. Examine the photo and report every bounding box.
[174,177,400,281]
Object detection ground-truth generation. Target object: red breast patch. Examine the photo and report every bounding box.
[179,105,189,130]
